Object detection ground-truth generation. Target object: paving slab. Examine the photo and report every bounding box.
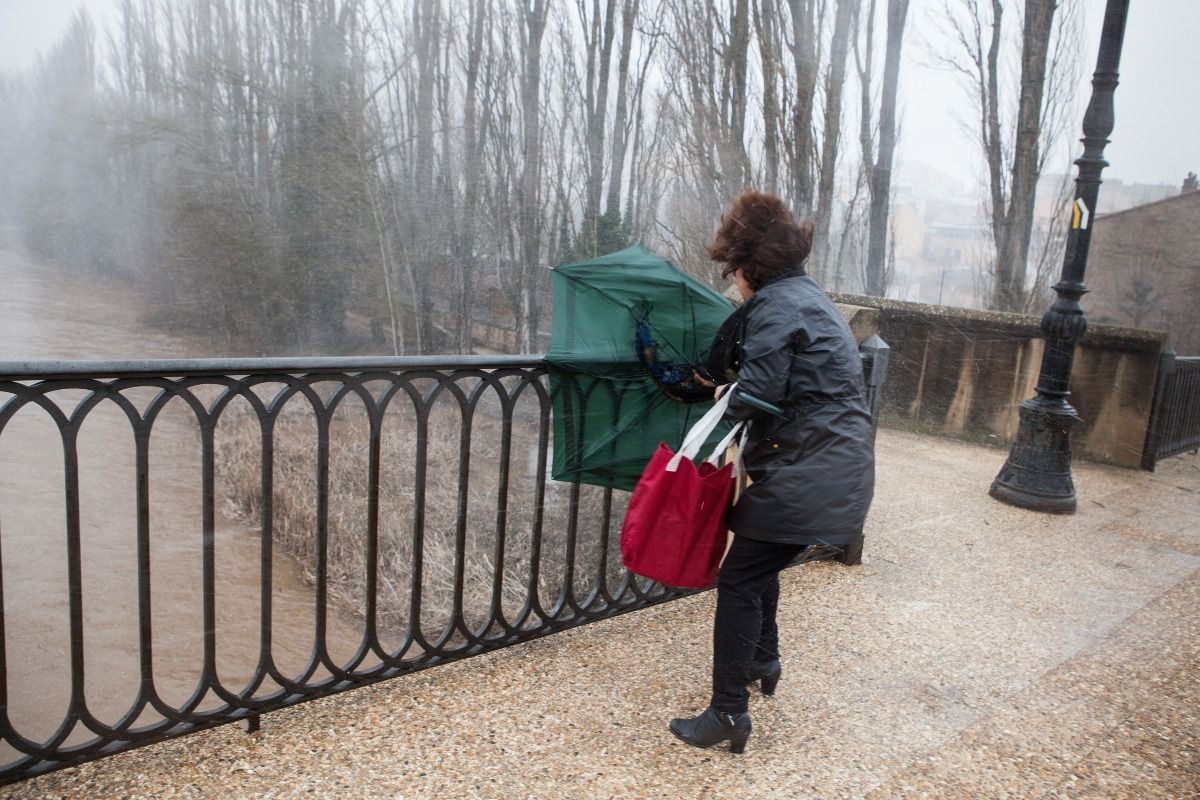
[4,430,1198,799]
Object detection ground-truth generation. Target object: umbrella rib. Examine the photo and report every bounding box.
[554,272,713,369]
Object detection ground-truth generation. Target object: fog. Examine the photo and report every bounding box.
[4,0,1194,185]
[0,0,1196,779]
[0,0,1196,359]
[902,0,1200,188]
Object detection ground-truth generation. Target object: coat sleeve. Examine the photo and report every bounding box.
[724,296,797,422]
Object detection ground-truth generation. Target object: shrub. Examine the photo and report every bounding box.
[218,386,628,643]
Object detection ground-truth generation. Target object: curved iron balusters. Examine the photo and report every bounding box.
[0,358,689,783]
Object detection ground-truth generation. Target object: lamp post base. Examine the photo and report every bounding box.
[989,400,1080,514]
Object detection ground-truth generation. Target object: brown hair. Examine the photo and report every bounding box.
[707,190,814,290]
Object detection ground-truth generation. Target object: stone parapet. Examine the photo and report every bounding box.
[831,293,1168,468]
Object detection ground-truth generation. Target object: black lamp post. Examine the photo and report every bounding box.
[990,0,1131,514]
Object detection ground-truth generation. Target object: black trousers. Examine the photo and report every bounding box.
[710,535,806,714]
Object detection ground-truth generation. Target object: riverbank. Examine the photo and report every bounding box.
[0,244,205,362]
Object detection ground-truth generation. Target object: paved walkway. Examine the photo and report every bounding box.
[6,430,1198,799]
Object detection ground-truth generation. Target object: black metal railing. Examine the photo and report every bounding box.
[0,345,889,783]
[0,356,695,782]
[1142,351,1200,470]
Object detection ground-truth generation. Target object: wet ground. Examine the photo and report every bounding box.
[4,426,1196,798]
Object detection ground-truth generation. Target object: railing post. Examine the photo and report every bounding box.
[828,334,890,567]
[1140,348,1177,472]
[860,334,891,427]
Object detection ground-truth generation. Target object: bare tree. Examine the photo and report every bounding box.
[4,0,928,356]
[601,0,641,249]
[17,11,115,271]
[785,0,820,216]
[407,0,441,352]
[753,0,784,194]
[1022,170,1072,313]
[576,0,618,257]
[451,0,493,353]
[935,0,1081,312]
[863,0,909,297]
[661,0,753,216]
[992,0,1056,311]
[515,0,549,353]
[1116,274,1162,329]
[809,0,856,281]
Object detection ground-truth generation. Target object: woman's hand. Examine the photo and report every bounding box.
[692,370,728,400]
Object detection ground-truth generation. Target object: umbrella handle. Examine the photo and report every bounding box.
[668,382,738,472]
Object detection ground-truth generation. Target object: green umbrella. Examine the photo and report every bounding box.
[548,244,736,491]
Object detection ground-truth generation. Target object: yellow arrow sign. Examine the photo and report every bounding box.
[1072,198,1091,230]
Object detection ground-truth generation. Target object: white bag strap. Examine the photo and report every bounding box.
[705,419,750,485]
[667,382,737,472]
[734,423,749,484]
[703,420,744,467]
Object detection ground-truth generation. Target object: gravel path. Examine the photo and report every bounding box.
[5,428,1196,799]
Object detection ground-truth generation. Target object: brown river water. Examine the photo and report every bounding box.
[0,247,361,758]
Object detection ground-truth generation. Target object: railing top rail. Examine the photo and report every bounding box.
[0,354,549,381]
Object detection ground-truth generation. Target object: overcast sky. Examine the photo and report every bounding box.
[900,0,1200,189]
[1,0,1196,190]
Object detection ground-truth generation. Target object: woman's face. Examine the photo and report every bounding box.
[733,268,753,302]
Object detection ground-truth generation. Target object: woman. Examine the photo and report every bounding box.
[670,190,875,753]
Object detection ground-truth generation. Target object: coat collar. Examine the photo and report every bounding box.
[757,268,806,293]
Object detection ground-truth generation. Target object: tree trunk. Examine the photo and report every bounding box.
[454,0,489,353]
[993,0,1056,312]
[412,0,439,353]
[754,0,782,193]
[984,0,1005,261]
[864,0,909,297]
[724,0,752,192]
[787,0,818,216]
[810,0,855,281]
[582,0,618,256]
[604,0,639,221]
[517,0,548,353]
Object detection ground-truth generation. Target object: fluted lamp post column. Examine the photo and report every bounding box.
[990,0,1131,514]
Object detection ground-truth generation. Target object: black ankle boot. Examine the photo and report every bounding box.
[669,707,751,753]
[748,659,782,696]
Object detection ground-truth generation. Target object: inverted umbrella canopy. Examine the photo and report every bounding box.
[548,244,736,491]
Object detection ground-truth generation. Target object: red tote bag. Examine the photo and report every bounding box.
[620,386,744,589]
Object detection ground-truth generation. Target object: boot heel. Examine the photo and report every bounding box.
[750,659,782,696]
[670,707,751,754]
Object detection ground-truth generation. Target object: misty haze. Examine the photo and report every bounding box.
[0,0,1194,360]
[0,0,1198,791]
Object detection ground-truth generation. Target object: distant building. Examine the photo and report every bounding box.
[883,167,1185,314]
[1040,173,1177,216]
[889,162,990,307]
[1086,175,1200,354]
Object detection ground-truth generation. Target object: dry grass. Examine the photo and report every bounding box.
[217,379,628,642]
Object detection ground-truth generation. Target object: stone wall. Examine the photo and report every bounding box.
[830,294,1168,468]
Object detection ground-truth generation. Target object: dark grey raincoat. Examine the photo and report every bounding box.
[724,273,875,547]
